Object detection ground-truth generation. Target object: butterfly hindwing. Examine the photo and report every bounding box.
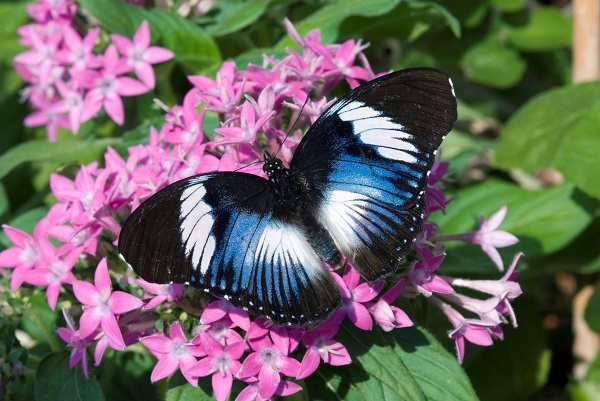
[119,173,341,326]
[290,68,457,281]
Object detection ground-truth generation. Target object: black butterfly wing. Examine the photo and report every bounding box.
[119,173,341,326]
[290,68,457,281]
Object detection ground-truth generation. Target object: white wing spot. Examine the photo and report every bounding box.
[319,190,370,253]
[180,185,216,274]
[255,222,322,279]
[338,101,417,163]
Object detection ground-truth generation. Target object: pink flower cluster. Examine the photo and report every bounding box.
[2,9,523,401]
[14,0,173,141]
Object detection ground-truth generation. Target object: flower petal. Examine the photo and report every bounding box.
[151,354,179,382]
[73,280,100,306]
[110,291,143,314]
[212,370,233,401]
[79,308,102,338]
[94,258,112,293]
[258,367,280,400]
[297,349,320,379]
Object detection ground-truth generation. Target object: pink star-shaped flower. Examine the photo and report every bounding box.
[137,279,184,310]
[187,333,245,401]
[140,321,206,385]
[110,21,174,88]
[297,317,351,379]
[57,308,93,378]
[237,328,300,399]
[0,221,48,291]
[24,245,81,309]
[332,265,384,330]
[80,44,148,125]
[72,258,143,350]
[369,278,414,332]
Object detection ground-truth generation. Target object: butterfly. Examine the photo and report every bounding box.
[118,67,457,326]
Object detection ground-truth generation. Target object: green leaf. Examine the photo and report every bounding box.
[435,0,487,29]
[491,0,526,12]
[508,7,572,51]
[440,130,495,160]
[460,39,526,89]
[567,381,600,401]
[79,0,221,72]
[166,371,212,401]
[0,1,29,104]
[0,138,118,180]
[98,351,159,401]
[494,81,600,200]
[19,289,60,348]
[205,0,273,37]
[339,1,460,43]
[465,298,550,401]
[432,180,594,274]
[305,324,478,400]
[277,0,402,49]
[36,352,104,401]
[0,182,8,221]
[585,283,600,332]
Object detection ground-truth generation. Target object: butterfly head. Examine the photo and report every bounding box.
[262,152,285,179]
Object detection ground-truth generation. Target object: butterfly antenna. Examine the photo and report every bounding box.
[234,92,311,173]
[233,159,263,173]
[273,91,311,159]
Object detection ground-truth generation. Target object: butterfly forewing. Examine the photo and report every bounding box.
[290,68,457,281]
[119,173,341,326]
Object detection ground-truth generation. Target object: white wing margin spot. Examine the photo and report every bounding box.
[180,185,216,274]
[337,101,419,164]
[256,221,323,279]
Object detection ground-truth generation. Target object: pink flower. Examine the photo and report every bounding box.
[46,79,90,134]
[297,318,351,379]
[200,299,250,331]
[0,222,47,291]
[237,330,300,399]
[57,309,93,379]
[80,44,148,125]
[14,28,62,86]
[23,97,70,142]
[236,379,303,401]
[444,252,524,326]
[137,279,184,310]
[437,206,519,270]
[198,316,246,347]
[332,265,384,330]
[111,21,174,88]
[140,321,206,385]
[24,245,81,309]
[216,101,274,144]
[430,297,495,364]
[54,26,100,71]
[72,258,143,350]
[27,0,74,22]
[370,279,414,332]
[409,247,453,296]
[188,61,242,114]
[245,319,301,356]
[187,333,245,401]
[310,38,373,88]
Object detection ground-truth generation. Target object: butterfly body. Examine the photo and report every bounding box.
[119,68,457,326]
